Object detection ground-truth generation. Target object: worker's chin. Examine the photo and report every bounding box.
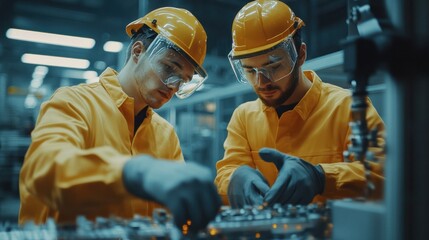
[259,96,280,108]
[147,98,167,109]
[149,101,165,109]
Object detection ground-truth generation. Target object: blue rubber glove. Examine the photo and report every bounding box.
[259,148,325,206]
[122,155,221,231]
[227,165,270,208]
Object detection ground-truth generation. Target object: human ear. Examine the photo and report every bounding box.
[131,41,145,61]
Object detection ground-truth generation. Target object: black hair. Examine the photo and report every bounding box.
[125,25,158,63]
[292,28,302,54]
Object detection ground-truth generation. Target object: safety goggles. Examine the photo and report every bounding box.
[145,35,208,99]
[228,37,298,86]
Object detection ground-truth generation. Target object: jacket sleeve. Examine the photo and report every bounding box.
[319,97,386,200]
[170,130,184,161]
[214,107,255,205]
[20,88,133,212]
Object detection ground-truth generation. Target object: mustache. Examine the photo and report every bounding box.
[257,84,280,91]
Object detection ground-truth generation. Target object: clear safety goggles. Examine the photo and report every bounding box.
[228,37,298,86]
[145,35,208,99]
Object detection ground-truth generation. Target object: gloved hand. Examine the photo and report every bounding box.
[259,148,325,206]
[122,155,221,231]
[227,165,270,208]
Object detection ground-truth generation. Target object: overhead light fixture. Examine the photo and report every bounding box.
[6,28,95,49]
[24,94,38,109]
[61,69,99,83]
[83,70,99,83]
[30,66,49,89]
[22,53,90,69]
[103,41,123,52]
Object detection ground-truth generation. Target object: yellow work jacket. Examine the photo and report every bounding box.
[19,68,184,224]
[215,70,385,205]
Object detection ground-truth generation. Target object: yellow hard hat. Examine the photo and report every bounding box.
[126,7,207,73]
[231,0,305,58]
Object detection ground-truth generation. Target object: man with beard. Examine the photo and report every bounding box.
[215,0,385,208]
[19,7,220,231]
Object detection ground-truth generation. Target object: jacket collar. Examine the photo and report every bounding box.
[99,67,128,108]
[99,67,154,117]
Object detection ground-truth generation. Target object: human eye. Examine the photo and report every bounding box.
[266,62,281,71]
[161,61,179,76]
[244,68,256,74]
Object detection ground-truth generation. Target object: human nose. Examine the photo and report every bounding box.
[256,70,271,87]
[166,82,180,92]
[164,76,182,92]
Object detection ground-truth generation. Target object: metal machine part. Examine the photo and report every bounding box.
[342,2,384,198]
[0,209,179,240]
[0,218,57,240]
[1,204,332,240]
[333,0,429,239]
[199,203,331,240]
[331,3,388,239]
[332,199,385,240]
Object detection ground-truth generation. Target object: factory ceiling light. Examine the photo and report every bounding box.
[21,53,90,69]
[103,41,123,52]
[6,28,95,49]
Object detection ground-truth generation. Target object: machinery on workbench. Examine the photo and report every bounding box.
[0,203,331,240]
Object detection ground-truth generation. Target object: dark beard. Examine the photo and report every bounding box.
[258,66,300,108]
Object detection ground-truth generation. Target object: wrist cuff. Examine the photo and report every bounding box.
[315,165,326,194]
